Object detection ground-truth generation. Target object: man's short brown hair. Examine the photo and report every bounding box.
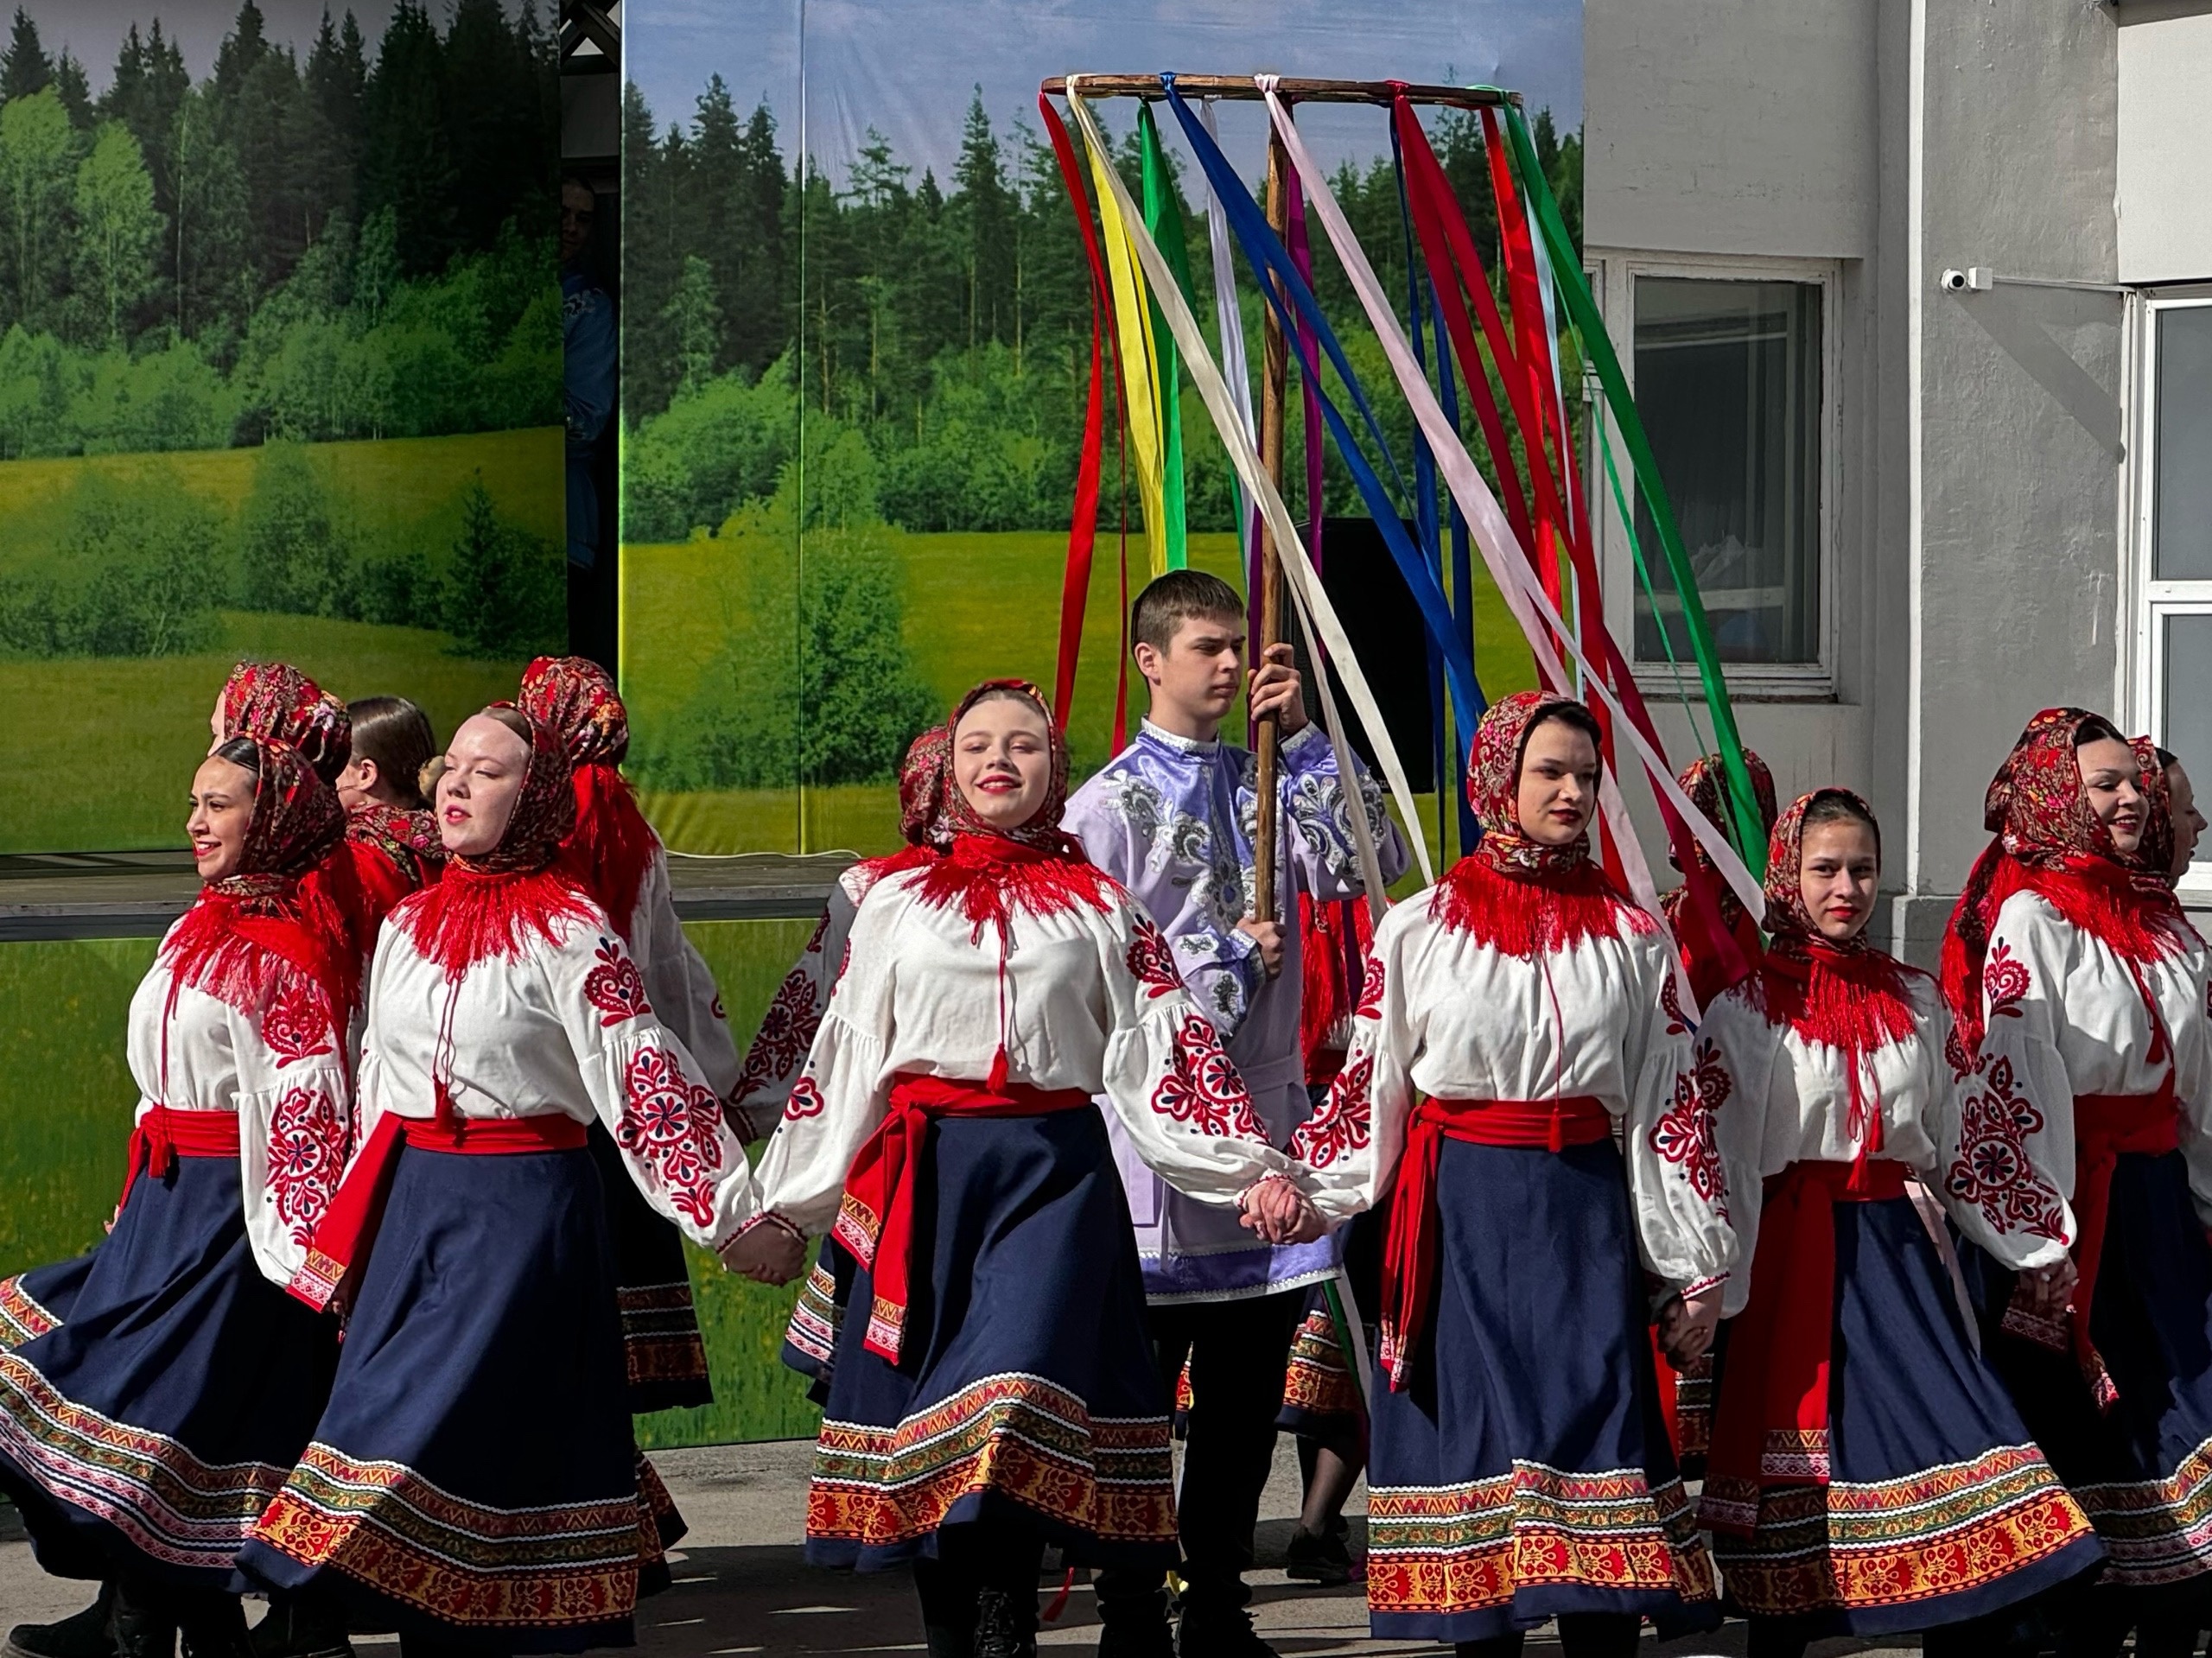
[1131,569,1245,655]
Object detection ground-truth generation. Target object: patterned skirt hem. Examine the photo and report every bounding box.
[0,1350,287,1585]
[2074,1432,2212,1586]
[0,1276,60,1351]
[240,1441,652,1636]
[1712,1445,2102,1623]
[1363,1461,1718,1629]
[805,1369,1176,1563]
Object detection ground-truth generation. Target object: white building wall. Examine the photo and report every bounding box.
[1586,0,2129,965]
[2116,2,2212,284]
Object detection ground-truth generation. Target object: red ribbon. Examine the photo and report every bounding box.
[1701,1159,1908,1535]
[840,1073,1092,1364]
[1378,1096,1611,1390]
[117,1106,241,1214]
[1037,93,1133,743]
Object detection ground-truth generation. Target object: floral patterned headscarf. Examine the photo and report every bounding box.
[448,705,578,875]
[219,661,353,785]
[1942,708,2189,1054]
[1671,750,1777,876]
[520,655,629,766]
[933,679,1078,853]
[1465,690,1596,880]
[899,726,953,848]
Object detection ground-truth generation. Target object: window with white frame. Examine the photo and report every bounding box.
[2138,294,2212,884]
[1628,274,1827,676]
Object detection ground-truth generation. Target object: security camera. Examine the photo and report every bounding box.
[1940,268,1969,293]
[1938,266,1993,293]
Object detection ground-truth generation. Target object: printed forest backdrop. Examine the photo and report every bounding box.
[0,0,563,852]
[620,0,1580,857]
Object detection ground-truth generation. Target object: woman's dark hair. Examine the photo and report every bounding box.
[2074,714,2125,748]
[1800,788,1881,863]
[211,736,262,778]
[1521,701,1605,764]
[480,705,534,745]
[2158,746,2180,770]
[347,696,435,809]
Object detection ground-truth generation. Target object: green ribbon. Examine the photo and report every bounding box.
[1497,102,1767,878]
[1138,105,1192,570]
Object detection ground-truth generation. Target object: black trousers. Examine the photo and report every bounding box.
[1099,1288,1305,1619]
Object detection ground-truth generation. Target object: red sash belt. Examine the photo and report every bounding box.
[1378,1096,1611,1391]
[286,1111,590,1314]
[840,1074,1092,1364]
[118,1106,241,1212]
[2039,1082,2179,1407]
[1701,1159,1909,1535]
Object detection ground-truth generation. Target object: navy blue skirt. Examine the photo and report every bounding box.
[237,1142,657,1654]
[1712,1196,2101,1634]
[1974,1147,2212,1592]
[806,1108,1178,1573]
[1363,1137,1718,1644]
[0,1252,95,1350]
[0,1153,337,1593]
[781,1236,855,1407]
[585,1122,715,1414]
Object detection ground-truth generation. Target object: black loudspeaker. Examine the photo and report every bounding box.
[1287,518,1439,792]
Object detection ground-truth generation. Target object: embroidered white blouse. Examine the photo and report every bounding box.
[626,848,745,1109]
[1289,893,1738,1295]
[126,930,355,1290]
[1947,889,2212,1252]
[750,866,1299,1236]
[1700,971,2069,1317]
[356,898,760,1251]
[729,856,905,1132]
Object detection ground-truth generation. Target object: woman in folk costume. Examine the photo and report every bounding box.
[237,707,762,1655]
[518,656,746,1413]
[728,679,1321,1658]
[1940,708,2212,1655]
[1289,689,1735,1658]
[1654,747,1777,1477]
[1700,789,2100,1658]
[0,738,355,1658]
[214,662,427,969]
[334,695,444,894]
[752,727,951,1402]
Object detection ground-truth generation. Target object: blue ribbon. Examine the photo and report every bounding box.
[1160,76,1484,763]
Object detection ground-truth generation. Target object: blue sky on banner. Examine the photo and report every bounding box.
[626,0,1581,185]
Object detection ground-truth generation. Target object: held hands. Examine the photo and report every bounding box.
[1246,643,1309,737]
[1658,1284,1723,1367]
[1239,1174,1327,1245]
[721,1217,807,1286]
[1235,918,1287,980]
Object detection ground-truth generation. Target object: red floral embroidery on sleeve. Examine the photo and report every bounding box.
[1649,1039,1731,1219]
[1661,974,1688,1038]
[263,979,335,1067]
[1984,942,2031,1024]
[710,994,727,1022]
[1151,1013,1267,1141]
[265,1086,349,1245]
[1944,1055,2067,1242]
[1291,1050,1371,1169]
[734,966,823,1102]
[804,912,832,955]
[619,1047,728,1229]
[1356,956,1385,1020]
[584,937,653,1026]
[1127,916,1183,998]
[784,1075,827,1122]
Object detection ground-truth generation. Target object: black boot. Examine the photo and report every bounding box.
[5,1585,118,1658]
[104,1586,174,1658]
[1173,1604,1278,1657]
[172,1596,248,1658]
[972,1588,1036,1658]
[245,1599,351,1658]
[1094,1573,1174,1658]
[1282,1522,1352,1587]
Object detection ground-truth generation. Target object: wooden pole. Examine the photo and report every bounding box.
[1251,125,1289,929]
[1043,73,1520,110]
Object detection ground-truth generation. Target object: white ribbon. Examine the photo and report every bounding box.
[1258,87,1764,931]
[1068,86,1433,893]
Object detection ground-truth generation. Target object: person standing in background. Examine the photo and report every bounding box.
[1062,569,1407,1658]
